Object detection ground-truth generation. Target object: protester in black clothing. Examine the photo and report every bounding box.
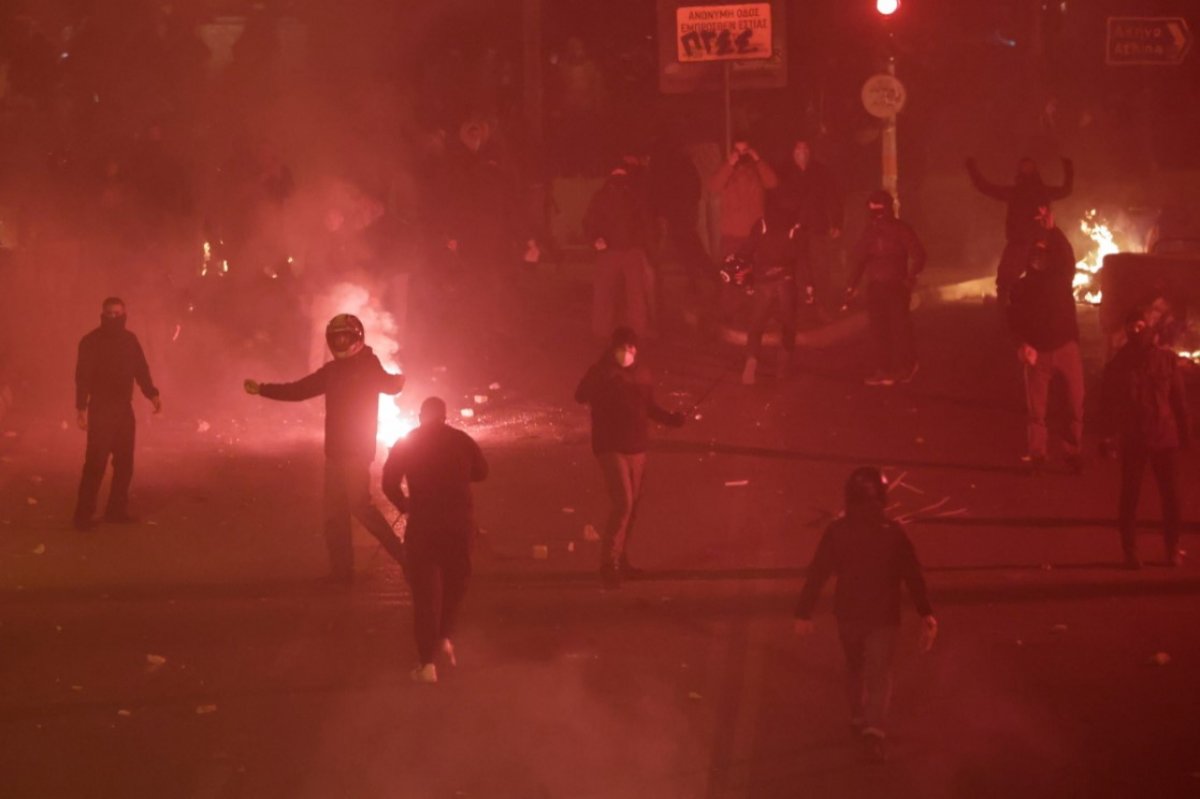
[1101,312,1191,569]
[649,135,712,289]
[966,156,1073,298]
[1008,205,1084,471]
[574,327,686,588]
[776,140,843,311]
[794,467,937,762]
[734,204,810,385]
[583,167,658,338]
[846,191,926,386]
[383,397,488,683]
[244,313,407,584]
[73,297,162,530]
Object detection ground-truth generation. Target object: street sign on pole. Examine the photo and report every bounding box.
[861,74,906,119]
[1106,17,1192,66]
[674,3,773,63]
[657,0,787,94]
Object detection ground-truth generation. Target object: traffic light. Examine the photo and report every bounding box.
[876,0,899,15]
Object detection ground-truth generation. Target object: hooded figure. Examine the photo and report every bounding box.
[794,466,936,762]
[846,191,926,386]
[73,297,162,530]
[244,314,407,584]
[1101,311,1191,569]
[582,167,657,338]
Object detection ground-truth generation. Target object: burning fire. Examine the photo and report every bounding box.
[317,282,417,447]
[1073,210,1141,305]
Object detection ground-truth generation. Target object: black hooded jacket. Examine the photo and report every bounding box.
[1102,341,1191,451]
[259,346,404,462]
[575,355,680,455]
[795,510,933,629]
[582,172,656,253]
[75,322,159,412]
[1006,227,1079,351]
[967,158,1074,242]
[849,211,926,287]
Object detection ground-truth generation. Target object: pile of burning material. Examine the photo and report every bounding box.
[1073,210,1140,305]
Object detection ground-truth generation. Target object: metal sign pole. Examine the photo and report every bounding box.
[723,61,733,153]
[882,55,899,214]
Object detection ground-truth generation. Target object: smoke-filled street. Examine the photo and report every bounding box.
[3,294,1200,797]
[4,0,1200,796]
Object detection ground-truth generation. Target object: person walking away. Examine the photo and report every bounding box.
[845,191,926,386]
[574,327,686,588]
[966,156,1073,303]
[1007,205,1084,473]
[777,139,843,313]
[1101,312,1190,569]
[734,203,809,385]
[383,397,488,683]
[794,466,937,763]
[244,314,407,584]
[73,297,162,530]
[583,165,657,339]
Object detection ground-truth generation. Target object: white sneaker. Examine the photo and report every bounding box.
[410,663,438,683]
[440,639,457,667]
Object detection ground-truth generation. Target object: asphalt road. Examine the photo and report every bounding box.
[2,293,1199,797]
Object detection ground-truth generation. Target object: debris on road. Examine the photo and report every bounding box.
[116,709,132,718]
[583,524,600,542]
[26,497,38,506]
[531,544,548,560]
[146,654,167,671]
[473,395,489,404]
[195,704,218,715]
[32,543,45,555]
[1051,624,1069,634]
[688,692,703,701]
[724,479,749,487]
[567,541,576,553]
[460,408,475,419]
[561,507,575,514]
[1151,652,1171,667]
[488,382,501,391]
[196,420,211,433]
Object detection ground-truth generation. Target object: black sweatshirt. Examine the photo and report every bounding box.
[259,346,404,462]
[382,422,488,537]
[735,218,809,284]
[75,326,159,411]
[1006,227,1079,351]
[1101,342,1191,451]
[574,357,680,455]
[795,513,933,629]
[849,215,926,288]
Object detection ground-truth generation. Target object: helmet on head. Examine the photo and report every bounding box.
[845,466,888,512]
[326,313,365,359]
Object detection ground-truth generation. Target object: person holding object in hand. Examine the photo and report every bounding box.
[575,327,686,589]
[794,466,936,763]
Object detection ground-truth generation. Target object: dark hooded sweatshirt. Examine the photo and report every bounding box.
[1006,227,1079,351]
[1101,342,1191,451]
[259,346,404,462]
[575,356,679,455]
[75,323,159,412]
[795,512,932,630]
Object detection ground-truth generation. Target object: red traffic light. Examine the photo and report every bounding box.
[876,0,899,15]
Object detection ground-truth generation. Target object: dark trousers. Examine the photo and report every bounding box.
[663,211,712,285]
[75,405,135,522]
[593,248,650,338]
[1119,446,1181,558]
[1022,340,1085,458]
[407,530,472,665]
[323,459,407,579]
[746,279,797,357]
[839,624,898,736]
[866,281,915,375]
[597,451,646,568]
[807,235,841,310]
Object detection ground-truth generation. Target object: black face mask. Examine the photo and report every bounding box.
[100,314,126,332]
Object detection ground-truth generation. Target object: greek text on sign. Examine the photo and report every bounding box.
[676,3,773,63]
[861,74,906,119]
